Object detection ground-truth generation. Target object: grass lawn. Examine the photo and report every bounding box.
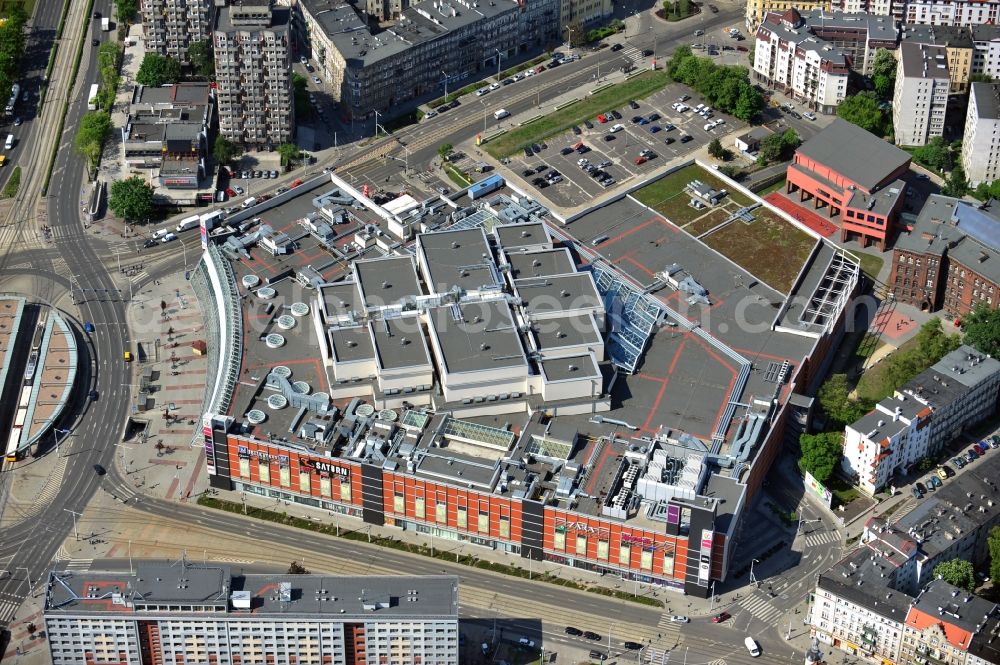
[483,70,673,159]
[826,474,860,508]
[855,336,919,403]
[851,251,885,282]
[0,0,34,15]
[632,164,754,224]
[755,178,786,196]
[684,208,729,236]
[1,166,21,199]
[444,164,472,188]
[702,208,816,293]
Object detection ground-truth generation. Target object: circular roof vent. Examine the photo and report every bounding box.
[290,302,310,317]
[272,365,292,379]
[378,409,398,422]
[267,394,288,410]
[257,287,277,300]
[277,315,296,330]
[265,333,286,349]
[292,380,311,395]
[356,404,376,417]
[242,275,261,289]
[247,409,267,425]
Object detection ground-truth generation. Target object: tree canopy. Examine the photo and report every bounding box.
[0,5,27,109]
[213,136,239,165]
[74,112,113,167]
[756,128,800,166]
[108,176,154,222]
[858,319,962,402]
[799,432,842,484]
[933,559,976,593]
[911,137,954,173]
[818,374,871,428]
[962,303,1000,356]
[870,48,897,100]
[278,143,302,168]
[667,47,763,121]
[136,53,182,87]
[115,0,139,23]
[989,527,1000,588]
[942,163,969,197]
[188,40,213,78]
[836,92,891,138]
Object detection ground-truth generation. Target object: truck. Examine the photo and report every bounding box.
[87,83,99,111]
[5,83,19,115]
[101,17,110,31]
[175,214,201,232]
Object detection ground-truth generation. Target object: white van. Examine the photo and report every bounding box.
[4,134,13,150]
[152,228,170,239]
[242,196,257,209]
[744,637,760,657]
[175,214,200,232]
[494,108,510,120]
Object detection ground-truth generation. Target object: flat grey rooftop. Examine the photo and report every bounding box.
[539,354,600,382]
[355,255,423,309]
[320,282,364,320]
[216,4,290,33]
[369,318,432,370]
[818,548,912,621]
[794,118,911,191]
[532,313,602,351]
[418,228,500,294]
[971,81,1000,120]
[513,273,602,317]
[495,222,551,253]
[899,41,949,79]
[46,563,458,619]
[330,326,375,363]
[909,579,996,638]
[507,248,576,278]
[427,300,527,374]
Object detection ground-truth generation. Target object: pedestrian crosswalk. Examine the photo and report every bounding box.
[621,45,643,64]
[739,593,782,623]
[63,558,93,572]
[0,597,19,624]
[802,530,840,548]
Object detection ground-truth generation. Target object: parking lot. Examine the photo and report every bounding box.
[507,82,746,208]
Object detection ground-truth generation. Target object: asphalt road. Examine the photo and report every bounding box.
[0,0,132,629]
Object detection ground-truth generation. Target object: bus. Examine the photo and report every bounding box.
[5,83,19,115]
[87,83,100,111]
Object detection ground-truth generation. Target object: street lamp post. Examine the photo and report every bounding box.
[63,508,82,540]
[495,48,502,81]
[563,25,574,48]
[480,99,489,135]
[750,558,760,587]
[441,70,449,102]
[53,427,70,457]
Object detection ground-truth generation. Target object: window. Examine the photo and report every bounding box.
[258,461,270,483]
[299,472,311,493]
[478,511,489,533]
[597,539,609,560]
[393,493,404,513]
[415,496,426,519]
[435,500,447,524]
[239,457,251,478]
[640,550,653,570]
[576,534,587,555]
[619,543,631,566]
[663,549,675,575]
[457,507,467,528]
[499,517,510,538]
[554,530,566,550]
[340,481,351,502]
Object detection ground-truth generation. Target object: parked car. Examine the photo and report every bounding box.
[572,125,582,135]
[952,456,966,468]
[709,3,718,10]
[664,137,675,145]
[584,119,594,129]
[560,147,574,155]
[610,123,624,133]
[712,612,730,623]
[629,100,640,109]
[670,616,690,623]
[634,155,648,165]
[611,43,623,51]
[911,486,923,498]
[565,627,583,636]
[583,631,601,641]
[968,447,980,460]
[929,475,942,489]
[680,134,693,142]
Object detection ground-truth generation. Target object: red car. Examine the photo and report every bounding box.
[535,65,545,73]
[597,114,608,123]
[634,156,648,165]
[711,612,730,623]
[225,187,236,198]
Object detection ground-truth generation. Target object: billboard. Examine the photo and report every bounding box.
[804,470,833,508]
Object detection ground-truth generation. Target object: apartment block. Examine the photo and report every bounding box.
[298,0,549,121]
[963,82,1000,187]
[901,581,998,664]
[140,0,214,64]
[905,0,1000,27]
[43,563,459,665]
[900,24,974,93]
[560,0,614,33]
[971,25,1000,79]
[752,10,850,114]
[841,392,933,495]
[802,9,898,75]
[843,345,1000,495]
[893,41,950,146]
[745,0,828,34]
[890,194,1000,315]
[213,2,294,148]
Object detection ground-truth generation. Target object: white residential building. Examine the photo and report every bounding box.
[753,9,850,113]
[841,392,932,496]
[971,24,1000,79]
[893,41,950,146]
[905,0,1000,26]
[140,0,214,64]
[962,82,1000,187]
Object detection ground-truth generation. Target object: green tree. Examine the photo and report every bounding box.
[0,5,28,105]
[943,163,969,197]
[566,20,586,47]
[799,432,842,484]
[733,84,763,122]
[989,527,1000,587]
[757,133,786,164]
[188,40,213,78]
[136,53,182,87]
[870,48,897,100]
[962,303,1000,356]
[287,561,310,574]
[278,143,302,169]
[971,73,995,84]
[912,137,953,173]
[707,138,725,159]
[74,112,112,167]
[914,318,960,363]
[438,143,453,159]
[933,559,976,593]
[818,374,870,428]
[836,92,890,137]
[115,0,139,23]
[108,176,154,223]
[213,136,239,165]
[292,72,309,120]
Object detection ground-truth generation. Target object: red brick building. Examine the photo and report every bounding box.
[889,194,1000,316]
[786,118,911,250]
